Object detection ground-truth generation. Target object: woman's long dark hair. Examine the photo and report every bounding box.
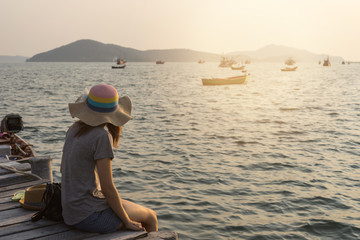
[74,120,122,147]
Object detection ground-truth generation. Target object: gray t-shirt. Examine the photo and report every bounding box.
[61,124,114,225]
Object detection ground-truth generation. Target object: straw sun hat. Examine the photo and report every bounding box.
[19,184,46,210]
[69,84,132,127]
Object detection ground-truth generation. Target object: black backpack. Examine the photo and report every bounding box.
[32,183,63,222]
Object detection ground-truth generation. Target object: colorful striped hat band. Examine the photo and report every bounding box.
[86,84,119,113]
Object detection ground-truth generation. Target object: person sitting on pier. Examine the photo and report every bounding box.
[61,84,158,233]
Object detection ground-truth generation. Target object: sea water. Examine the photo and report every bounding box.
[0,62,359,239]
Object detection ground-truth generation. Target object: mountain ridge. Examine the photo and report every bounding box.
[26,39,221,62]
[3,39,343,63]
[0,55,29,63]
[229,44,344,63]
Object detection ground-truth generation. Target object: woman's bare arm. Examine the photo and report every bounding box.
[96,158,145,231]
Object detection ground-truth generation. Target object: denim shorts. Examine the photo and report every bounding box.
[74,208,122,233]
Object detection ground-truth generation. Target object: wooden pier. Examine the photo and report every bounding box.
[0,158,177,240]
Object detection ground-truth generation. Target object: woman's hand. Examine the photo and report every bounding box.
[125,220,145,231]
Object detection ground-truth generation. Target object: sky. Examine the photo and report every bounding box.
[1,0,360,60]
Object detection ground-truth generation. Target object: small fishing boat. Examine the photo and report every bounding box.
[202,74,248,86]
[281,66,298,71]
[112,57,126,69]
[0,114,35,161]
[281,57,297,71]
[156,60,165,64]
[323,57,331,66]
[218,56,237,68]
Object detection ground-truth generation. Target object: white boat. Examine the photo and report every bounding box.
[281,57,298,71]
[112,57,126,69]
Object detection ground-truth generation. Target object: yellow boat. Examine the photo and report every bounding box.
[281,66,298,71]
[202,75,248,85]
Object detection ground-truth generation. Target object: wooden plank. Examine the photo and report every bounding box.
[0,208,97,240]
[0,208,35,227]
[1,161,31,171]
[0,215,97,240]
[0,161,31,176]
[141,231,178,240]
[0,168,11,175]
[86,231,148,240]
[0,173,38,187]
[36,229,99,240]
[0,200,19,210]
[0,179,48,193]
[0,173,47,205]
[0,189,24,199]
[0,181,47,199]
[0,196,13,204]
[0,223,73,240]
[0,194,20,204]
[0,219,58,237]
[0,173,178,239]
[1,160,26,167]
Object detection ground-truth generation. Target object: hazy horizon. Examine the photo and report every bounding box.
[1,0,359,61]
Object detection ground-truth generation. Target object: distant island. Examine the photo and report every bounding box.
[2,39,344,63]
[26,39,221,63]
[0,55,28,63]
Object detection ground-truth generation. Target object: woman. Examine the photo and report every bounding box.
[61,84,158,233]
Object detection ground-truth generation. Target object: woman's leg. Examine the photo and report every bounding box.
[121,199,158,232]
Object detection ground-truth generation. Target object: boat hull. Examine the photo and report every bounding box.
[202,75,248,86]
[112,64,126,69]
[281,66,298,71]
[231,65,245,70]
